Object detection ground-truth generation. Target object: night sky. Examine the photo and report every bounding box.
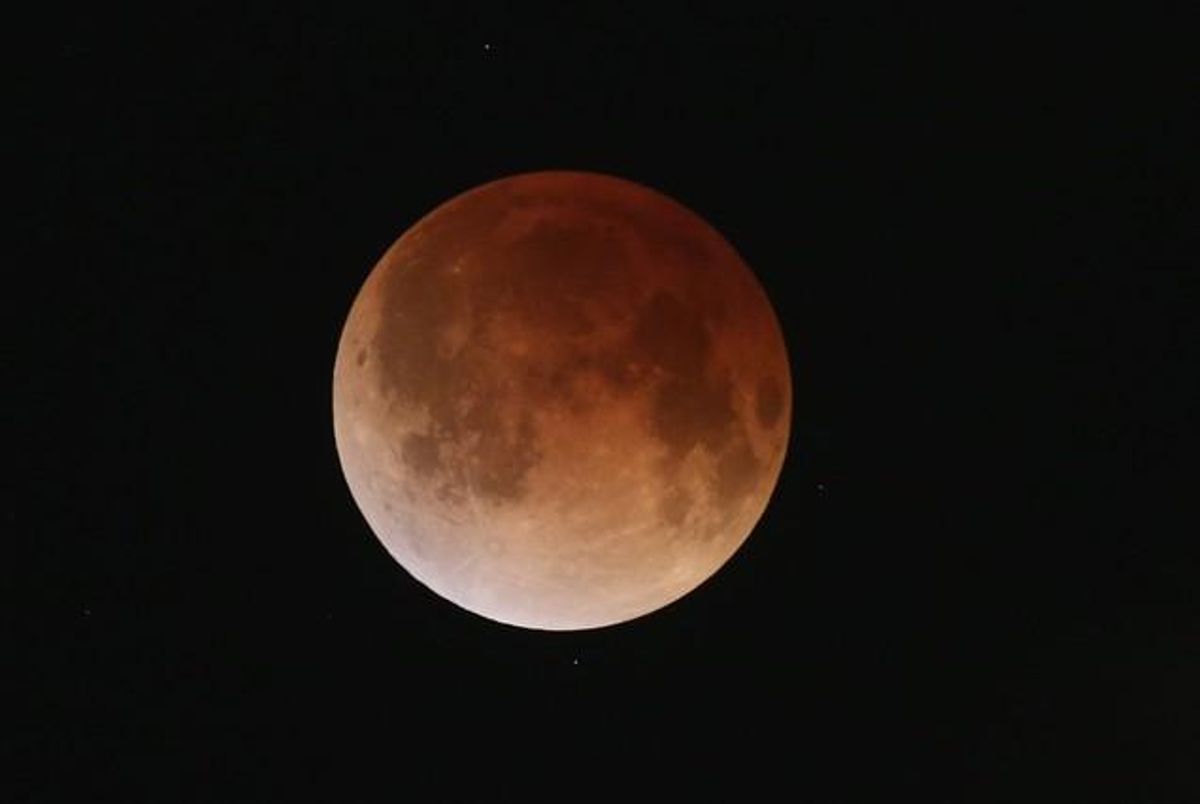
[14,5,1198,800]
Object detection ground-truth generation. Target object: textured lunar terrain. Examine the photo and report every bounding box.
[333,171,790,629]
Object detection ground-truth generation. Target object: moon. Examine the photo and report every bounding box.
[332,171,791,630]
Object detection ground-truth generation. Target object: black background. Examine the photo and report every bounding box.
[13,4,1198,800]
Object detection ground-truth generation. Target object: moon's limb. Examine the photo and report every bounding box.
[333,171,791,630]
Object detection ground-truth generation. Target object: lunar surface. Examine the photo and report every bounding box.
[332,171,791,630]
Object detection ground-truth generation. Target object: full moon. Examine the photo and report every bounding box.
[332,171,791,630]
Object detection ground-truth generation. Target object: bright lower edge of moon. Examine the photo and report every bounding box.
[332,171,791,631]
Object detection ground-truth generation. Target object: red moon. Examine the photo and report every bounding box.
[333,171,791,630]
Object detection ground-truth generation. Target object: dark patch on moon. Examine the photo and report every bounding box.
[660,485,692,527]
[520,359,591,412]
[480,217,632,338]
[466,409,542,503]
[435,482,466,508]
[366,206,549,510]
[401,432,442,477]
[370,249,463,410]
[631,289,738,464]
[756,375,784,428]
[396,395,544,509]
[650,375,736,462]
[631,291,711,378]
[715,436,760,506]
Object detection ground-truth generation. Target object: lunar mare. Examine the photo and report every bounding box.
[333,171,791,630]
